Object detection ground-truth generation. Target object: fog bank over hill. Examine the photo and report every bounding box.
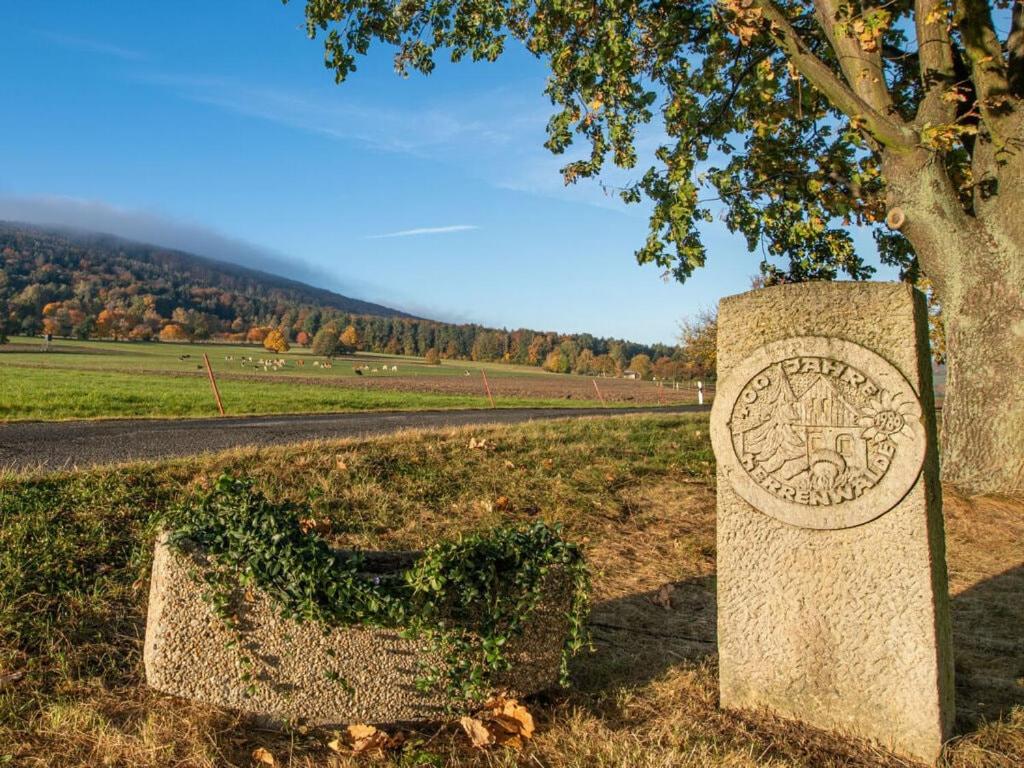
[0,194,388,303]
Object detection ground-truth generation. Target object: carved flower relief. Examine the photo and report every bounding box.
[858,390,916,444]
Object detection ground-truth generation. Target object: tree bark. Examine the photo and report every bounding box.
[941,270,1024,494]
[883,151,1024,496]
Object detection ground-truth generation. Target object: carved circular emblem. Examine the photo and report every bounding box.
[710,337,926,529]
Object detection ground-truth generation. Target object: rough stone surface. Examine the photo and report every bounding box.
[709,282,954,764]
[144,538,571,727]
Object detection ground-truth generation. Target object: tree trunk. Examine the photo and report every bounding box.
[941,263,1024,495]
[884,150,1024,496]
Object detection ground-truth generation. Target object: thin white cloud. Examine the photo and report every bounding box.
[136,73,506,155]
[135,72,637,213]
[43,32,147,61]
[365,225,480,239]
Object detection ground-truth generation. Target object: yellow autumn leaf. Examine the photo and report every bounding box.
[251,746,275,766]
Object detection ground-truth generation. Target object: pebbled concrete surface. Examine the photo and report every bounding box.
[0,405,707,473]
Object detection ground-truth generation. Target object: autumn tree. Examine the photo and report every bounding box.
[628,354,654,380]
[159,324,190,342]
[340,324,360,349]
[543,348,570,373]
[425,346,442,365]
[678,308,718,380]
[574,348,596,374]
[312,326,343,357]
[264,329,291,353]
[246,326,269,345]
[290,1,1024,494]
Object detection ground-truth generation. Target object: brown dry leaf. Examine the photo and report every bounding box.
[504,460,516,469]
[494,495,512,512]
[0,670,26,688]
[493,732,523,750]
[347,723,391,754]
[251,746,275,766]
[469,437,489,450]
[336,457,348,471]
[651,582,675,610]
[326,735,344,753]
[487,698,535,740]
[299,518,332,535]
[460,716,495,749]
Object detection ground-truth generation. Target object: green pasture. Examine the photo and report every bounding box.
[0,337,598,421]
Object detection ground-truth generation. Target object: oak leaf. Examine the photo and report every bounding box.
[251,746,275,766]
[346,723,397,754]
[460,716,495,749]
[651,583,675,609]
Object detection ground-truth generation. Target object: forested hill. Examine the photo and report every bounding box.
[0,222,409,322]
[0,222,677,373]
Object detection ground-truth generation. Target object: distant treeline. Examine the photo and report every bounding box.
[0,224,706,379]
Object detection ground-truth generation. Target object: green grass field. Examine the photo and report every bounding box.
[0,337,612,420]
[0,414,1019,767]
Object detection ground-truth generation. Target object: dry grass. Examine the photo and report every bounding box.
[0,414,1020,767]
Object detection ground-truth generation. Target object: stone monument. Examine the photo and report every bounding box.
[709,282,954,764]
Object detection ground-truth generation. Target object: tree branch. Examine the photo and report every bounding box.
[812,0,894,113]
[913,0,958,125]
[750,0,916,150]
[1008,0,1024,97]
[953,0,1014,142]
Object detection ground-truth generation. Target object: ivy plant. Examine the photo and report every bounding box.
[162,474,590,704]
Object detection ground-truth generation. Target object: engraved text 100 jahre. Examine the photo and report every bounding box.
[729,356,916,507]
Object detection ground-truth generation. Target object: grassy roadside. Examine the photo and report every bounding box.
[0,414,1020,767]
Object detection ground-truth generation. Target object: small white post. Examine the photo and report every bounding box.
[697,380,704,405]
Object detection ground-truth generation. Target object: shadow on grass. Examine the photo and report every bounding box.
[572,575,717,695]
[951,562,1024,730]
[574,565,1024,733]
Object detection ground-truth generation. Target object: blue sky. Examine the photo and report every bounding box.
[0,1,895,345]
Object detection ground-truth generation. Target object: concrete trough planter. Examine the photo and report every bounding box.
[144,536,573,727]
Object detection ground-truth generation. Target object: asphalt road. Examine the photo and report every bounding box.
[0,405,709,473]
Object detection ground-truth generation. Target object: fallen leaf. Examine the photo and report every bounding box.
[348,723,392,754]
[493,732,523,750]
[494,495,512,512]
[651,583,675,610]
[504,460,516,469]
[336,457,348,471]
[251,747,275,766]
[0,670,26,688]
[326,734,343,753]
[459,716,495,749]
[469,437,489,450]
[299,518,332,535]
[482,697,535,739]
